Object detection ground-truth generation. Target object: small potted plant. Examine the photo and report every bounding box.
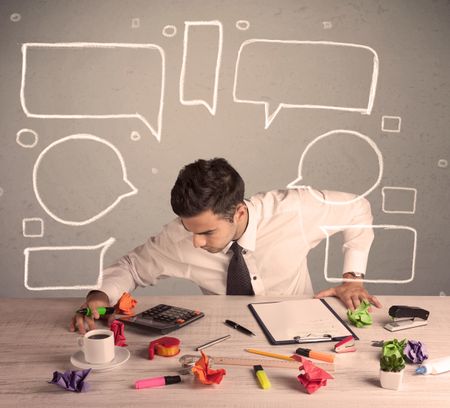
[379,339,406,390]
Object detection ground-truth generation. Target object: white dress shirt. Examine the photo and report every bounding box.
[100,188,374,305]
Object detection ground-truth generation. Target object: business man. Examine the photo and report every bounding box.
[71,158,381,333]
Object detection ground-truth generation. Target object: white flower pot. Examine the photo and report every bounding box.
[379,369,404,390]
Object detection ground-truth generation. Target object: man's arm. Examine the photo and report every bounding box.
[69,290,114,334]
[315,272,382,310]
[300,189,382,310]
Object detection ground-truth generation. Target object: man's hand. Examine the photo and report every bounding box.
[69,290,115,334]
[314,274,382,311]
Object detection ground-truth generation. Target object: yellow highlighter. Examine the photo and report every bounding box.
[253,365,271,389]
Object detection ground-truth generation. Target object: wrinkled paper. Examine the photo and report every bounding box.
[347,300,372,328]
[191,351,226,385]
[110,320,128,347]
[48,369,91,392]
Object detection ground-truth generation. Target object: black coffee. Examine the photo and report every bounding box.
[88,334,110,340]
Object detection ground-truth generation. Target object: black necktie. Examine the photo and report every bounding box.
[226,241,254,295]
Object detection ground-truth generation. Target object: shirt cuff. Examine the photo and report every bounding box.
[342,249,369,275]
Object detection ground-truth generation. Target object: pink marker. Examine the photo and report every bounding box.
[135,375,181,389]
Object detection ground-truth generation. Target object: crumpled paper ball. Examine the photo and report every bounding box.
[48,369,91,392]
[347,300,372,328]
[404,339,428,364]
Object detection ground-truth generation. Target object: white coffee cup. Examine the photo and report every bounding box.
[78,329,115,364]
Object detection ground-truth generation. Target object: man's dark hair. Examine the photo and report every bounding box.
[170,158,245,220]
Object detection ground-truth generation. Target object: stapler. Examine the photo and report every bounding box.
[384,305,430,332]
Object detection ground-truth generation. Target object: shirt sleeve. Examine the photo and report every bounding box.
[99,219,189,305]
[298,188,374,275]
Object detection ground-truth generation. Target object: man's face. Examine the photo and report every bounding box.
[180,210,239,253]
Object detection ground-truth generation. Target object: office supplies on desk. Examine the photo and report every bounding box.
[416,355,450,375]
[225,319,256,336]
[248,299,358,345]
[295,347,335,363]
[135,375,181,389]
[118,304,204,334]
[384,305,430,331]
[253,365,271,389]
[76,307,115,316]
[334,336,356,353]
[179,354,334,371]
[196,334,231,351]
[148,337,181,359]
[245,348,294,361]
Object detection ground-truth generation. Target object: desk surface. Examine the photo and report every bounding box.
[0,295,449,407]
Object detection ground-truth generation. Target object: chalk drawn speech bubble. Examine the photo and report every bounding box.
[33,134,138,226]
[20,43,165,142]
[24,237,115,290]
[287,129,383,205]
[233,40,379,128]
[320,225,417,284]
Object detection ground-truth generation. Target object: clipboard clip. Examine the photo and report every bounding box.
[384,305,430,332]
[293,333,333,343]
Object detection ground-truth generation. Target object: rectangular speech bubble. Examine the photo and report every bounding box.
[21,43,165,142]
[320,224,417,284]
[233,40,379,128]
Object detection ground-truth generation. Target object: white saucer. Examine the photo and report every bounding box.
[70,347,130,372]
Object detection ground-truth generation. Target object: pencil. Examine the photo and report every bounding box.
[245,348,294,361]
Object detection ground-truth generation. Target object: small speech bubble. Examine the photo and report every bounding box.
[33,134,138,226]
[287,129,383,205]
[21,43,165,142]
[24,237,115,290]
[234,40,379,128]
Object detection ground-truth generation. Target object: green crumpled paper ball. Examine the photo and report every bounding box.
[347,300,373,328]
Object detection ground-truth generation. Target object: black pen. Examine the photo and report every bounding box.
[224,319,256,336]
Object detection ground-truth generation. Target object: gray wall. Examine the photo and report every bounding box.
[1,0,449,298]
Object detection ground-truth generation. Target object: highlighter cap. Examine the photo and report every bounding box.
[165,375,182,385]
[253,365,263,373]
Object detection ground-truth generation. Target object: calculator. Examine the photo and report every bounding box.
[118,304,205,334]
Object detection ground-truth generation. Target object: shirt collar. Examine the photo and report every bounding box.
[235,199,257,252]
[221,200,257,254]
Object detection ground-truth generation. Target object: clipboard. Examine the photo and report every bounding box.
[248,298,358,345]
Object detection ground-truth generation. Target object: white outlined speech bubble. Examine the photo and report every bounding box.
[320,224,417,284]
[233,40,379,128]
[24,237,115,290]
[287,129,384,205]
[21,43,166,142]
[33,134,138,226]
[179,21,223,115]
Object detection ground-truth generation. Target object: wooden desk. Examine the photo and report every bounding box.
[0,296,449,407]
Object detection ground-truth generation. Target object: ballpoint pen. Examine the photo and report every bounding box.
[196,334,231,351]
[224,320,256,336]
